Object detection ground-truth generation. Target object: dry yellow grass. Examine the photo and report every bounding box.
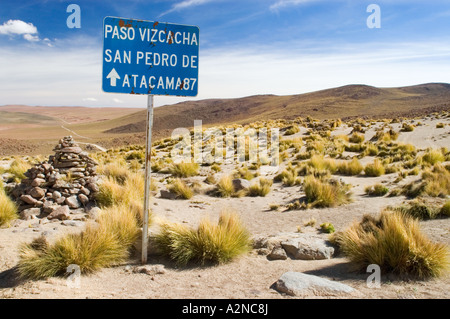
[332,211,450,279]
[155,210,251,266]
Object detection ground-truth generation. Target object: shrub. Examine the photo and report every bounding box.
[211,163,221,172]
[365,183,389,196]
[155,210,252,266]
[403,164,450,198]
[248,178,272,197]
[320,222,335,233]
[391,200,443,220]
[284,125,300,136]
[336,158,363,176]
[17,204,141,279]
[401,123,415,132]
[332,211,450,279]
[125,150,144,161]
[364,159,385,177]
[0,184,17,226]
[349,132,365,143]
[95,177,124,207]
[303,175,352,208]
[168,178,194,199]
[8,158,31,183]
[441,201,450,217]
[422,149,445,165]
[308,155,337,174]
[168,162,199,178]
[436,123,445,128]
[269,203,280,211]
[97,160,130,184]
[214,175,245,198]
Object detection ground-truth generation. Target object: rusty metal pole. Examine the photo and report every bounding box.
[142,94,154,264]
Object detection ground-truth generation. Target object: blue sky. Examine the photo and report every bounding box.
[1,0,450,107]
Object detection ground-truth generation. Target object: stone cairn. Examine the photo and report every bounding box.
[12,136,99,220]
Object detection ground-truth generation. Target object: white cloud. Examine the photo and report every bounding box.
[0,19,37,35]
[23,33,39,42]
[83,97,98,102]
[113,98,124,104]
[159,0,211,17]
[270,0,317,11]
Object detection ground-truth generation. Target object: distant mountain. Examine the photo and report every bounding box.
[103,83,450,135]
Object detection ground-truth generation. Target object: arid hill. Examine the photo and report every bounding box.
[1,83,449,155]
[104,83,450,134]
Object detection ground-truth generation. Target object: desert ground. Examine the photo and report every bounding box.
[0,110,449,299]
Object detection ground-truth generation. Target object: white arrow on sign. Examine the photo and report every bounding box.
[106,68,120,87]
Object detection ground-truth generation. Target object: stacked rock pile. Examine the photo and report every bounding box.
[12,136,99,220]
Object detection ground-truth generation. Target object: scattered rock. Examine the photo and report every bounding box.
[78,194,89,205]
[61,220,84,227]
[232,178,250,191]
[275,272,355,297]
[160,190,178,200]
[29,187,46,199]
[267,246,288,260]
[133,265,166,276]
[19,208,41,220]
[281,235,335,260]
[20,195,37,205]
[87,207,102,220]
[47,205,70,221]
[65,195,81,209]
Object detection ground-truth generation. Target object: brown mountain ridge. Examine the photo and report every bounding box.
[104,83,450,134]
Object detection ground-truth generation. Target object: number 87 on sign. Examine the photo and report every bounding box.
[102,16,199,97]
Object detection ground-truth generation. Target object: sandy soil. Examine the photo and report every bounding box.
[0,116,449,299]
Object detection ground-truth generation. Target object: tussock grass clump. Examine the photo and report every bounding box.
[422,149,445,165]
[96,172,148,208]
[248,178,273,197]
[390,200,446,220]
[403,164,450,198]
[155,210,252,266]
[0,183,18,226]
[441,201,450,217]
[8,158,31,183]
[365,183,389,196]
[168,162,199,178]
[168,178,194,199]
[303,175,352,208]
[97,160,130,184]
[401,123,415,132]
[284,125,300,136]
[17,205,141,279]
[234,166,258,180]
[215,175,235,198]
[349,132,365,143]
[336,158,363,176]
[332,211,450,279]
[320,222,335,233]
[364,159,385,177]
[274,163,301,186]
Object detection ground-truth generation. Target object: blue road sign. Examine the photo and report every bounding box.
[102,17,199,96]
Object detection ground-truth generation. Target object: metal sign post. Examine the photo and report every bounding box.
[102,17,199,264]
[141,94,154,264]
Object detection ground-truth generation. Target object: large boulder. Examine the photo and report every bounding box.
[275,272,355,297]
[281,234,335,260]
